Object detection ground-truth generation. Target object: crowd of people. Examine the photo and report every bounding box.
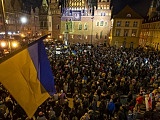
[0,43,160,120]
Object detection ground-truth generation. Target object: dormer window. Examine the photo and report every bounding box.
[126,13,131,17]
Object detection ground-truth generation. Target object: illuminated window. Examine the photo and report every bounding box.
[84,23,87,30]
[131,29,137,36]
[116,29,121,36]
[126,14,131,17]
[117,21,121,26]
[107,5,109,9]
[57,25,59,29]
[100,21,104,26]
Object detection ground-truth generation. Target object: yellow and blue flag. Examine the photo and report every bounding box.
[0,35,55,118]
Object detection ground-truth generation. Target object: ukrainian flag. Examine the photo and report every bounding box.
[0,35,55,118]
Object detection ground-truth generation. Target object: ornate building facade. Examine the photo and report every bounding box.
[139,0,160,50]
[50,0,112,45]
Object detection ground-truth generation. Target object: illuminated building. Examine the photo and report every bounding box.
[110,5,143,48]
[50,0,112,45]
[140,0,160,50]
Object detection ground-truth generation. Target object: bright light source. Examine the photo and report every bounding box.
[11,41,18,48]
[20,17,27,24]
[21,33,25,37]
[59,35,62,39]
[1,41,7,48]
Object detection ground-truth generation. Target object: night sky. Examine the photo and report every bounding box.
[17,0,152,17]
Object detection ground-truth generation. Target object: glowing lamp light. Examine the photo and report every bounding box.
[59,35,62,39]
[1,41,7,48]
[20,17,27,24]
[21,33,25,37]
[11,41,18,48]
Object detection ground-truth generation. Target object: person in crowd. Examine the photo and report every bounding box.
[107,99,115,120]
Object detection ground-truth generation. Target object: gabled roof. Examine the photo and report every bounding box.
[113,5,143,19]
[111,0,152,18]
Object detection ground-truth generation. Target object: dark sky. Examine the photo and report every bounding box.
[111,0,153,17]
[20,0,153,17]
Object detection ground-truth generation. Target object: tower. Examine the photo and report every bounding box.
[39,0,49,36]
[148,0,157,19]
[49,0,61,41]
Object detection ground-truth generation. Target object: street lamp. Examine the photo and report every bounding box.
[20,16,27,35]
[20,16,27,24]
[0,40,19,55]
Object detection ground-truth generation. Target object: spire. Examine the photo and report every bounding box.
[151,0,157,8]
[148,0,157,19]
[42,0,48,8]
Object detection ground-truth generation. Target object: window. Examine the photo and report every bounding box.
[97,22,99,26]
[125,21,130,27]
[78,24,82,30]
[100,21,104,26]
[57,25,59,29]
[85,35,88,39]
[124,29,129,36]
[105,22,108,26]
[131,29,137,36]
[117,21,121,27]
[126,14,131,17]
[84,23,87,30]
[65,23,69,30]
[133,21,138,27]
[107,5,109,9]
[130,42,134,48]
[116,29,121,36]
[71,35,74,39]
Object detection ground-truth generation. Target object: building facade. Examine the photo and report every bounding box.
[139,0,160,50]
[50,0,112,45]
[110,5,143,48]
[140,17,160,50]
[0,0,40,40]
